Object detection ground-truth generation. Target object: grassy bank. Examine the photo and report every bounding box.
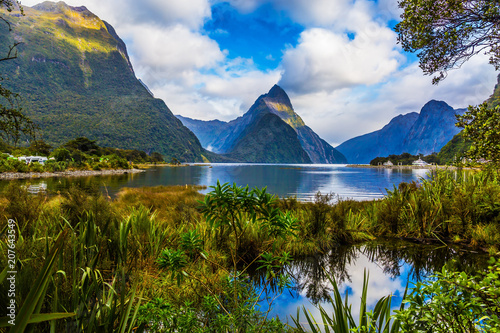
[1,168,500,331]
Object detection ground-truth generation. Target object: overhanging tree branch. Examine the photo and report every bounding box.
[0,0,37,144]
[395,0,500,84]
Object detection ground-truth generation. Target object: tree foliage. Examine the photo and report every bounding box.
[0,0,37,144]
[395,258,500,332]
[395,0,500,84]
[456,103,500,163]
[0,82,36,144]
[0,0,23,61]
[63,137,99,153]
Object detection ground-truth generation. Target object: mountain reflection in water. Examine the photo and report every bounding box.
[0,164,432,201]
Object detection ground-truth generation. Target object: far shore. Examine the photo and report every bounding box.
[0,168,145,180]
[346,164,461,170]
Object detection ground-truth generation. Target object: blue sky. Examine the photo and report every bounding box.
[204,2,303,70]
[21,0,499,146]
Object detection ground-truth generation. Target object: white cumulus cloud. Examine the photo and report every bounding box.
[290,54,498,147]
[279,25,402,93]
[123,24,225,79]
[23,0,212,30]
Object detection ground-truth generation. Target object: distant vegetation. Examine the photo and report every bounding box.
[370,152,440,166]
[0,136,164,172]
[437,132,472,165]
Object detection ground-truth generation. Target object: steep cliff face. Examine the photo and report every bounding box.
[261,85,346,163]
[336,100,464,164]
[177,85,347,164]
[175,115,227,150]
[403,100,466,155]
[0,1,207,161]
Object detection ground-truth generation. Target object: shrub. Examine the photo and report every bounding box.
[51,147,71,162]
[44,160,67,172]
[101,154,129,169]
[395,258,500,332]
[61,183,116,230]
[29,162,44,173]
[137,280,290,333]
[306,192,334,236]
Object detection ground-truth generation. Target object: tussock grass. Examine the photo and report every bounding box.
[470,223,500,247]
[114,185,205,223]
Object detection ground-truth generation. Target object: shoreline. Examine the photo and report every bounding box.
[0,168,145,180]
[346,164,458,170]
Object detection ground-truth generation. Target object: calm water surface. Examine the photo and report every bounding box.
[258,240,488,324]
[2,163,432,200]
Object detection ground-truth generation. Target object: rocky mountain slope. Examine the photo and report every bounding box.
[177,85,347,164]
[0,1,207,161]
[226,112,312,163]
[335,112,419,165]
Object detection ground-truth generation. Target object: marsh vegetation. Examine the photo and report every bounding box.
[1,168,500,331]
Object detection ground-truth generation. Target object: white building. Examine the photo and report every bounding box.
[18,156,48,165]
[412,158,429,166]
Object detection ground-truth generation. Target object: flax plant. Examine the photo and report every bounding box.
[0,231,76,331]
[292,270,403,333]
[153,182,298,332]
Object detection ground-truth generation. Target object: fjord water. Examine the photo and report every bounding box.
[10,163,431,200]
[143,163,430,200]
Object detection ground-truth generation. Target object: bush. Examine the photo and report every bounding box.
[4,158,29,172]
[100,154,130,169]
[137,278,291,333]
[61,183,116,230]
[29,162,45,173]
[396,258,500,332]
[306,192,334,236]
[108,154,130,169]
[44,160,67,172]
[51,147,71,162]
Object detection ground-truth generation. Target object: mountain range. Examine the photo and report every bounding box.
[0,1,208,162]
[1,1,489,165]
[0,2,346,164]
[177,85,347,164]
[336,100,466,164]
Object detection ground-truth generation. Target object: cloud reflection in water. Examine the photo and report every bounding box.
[258,241,489,327]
